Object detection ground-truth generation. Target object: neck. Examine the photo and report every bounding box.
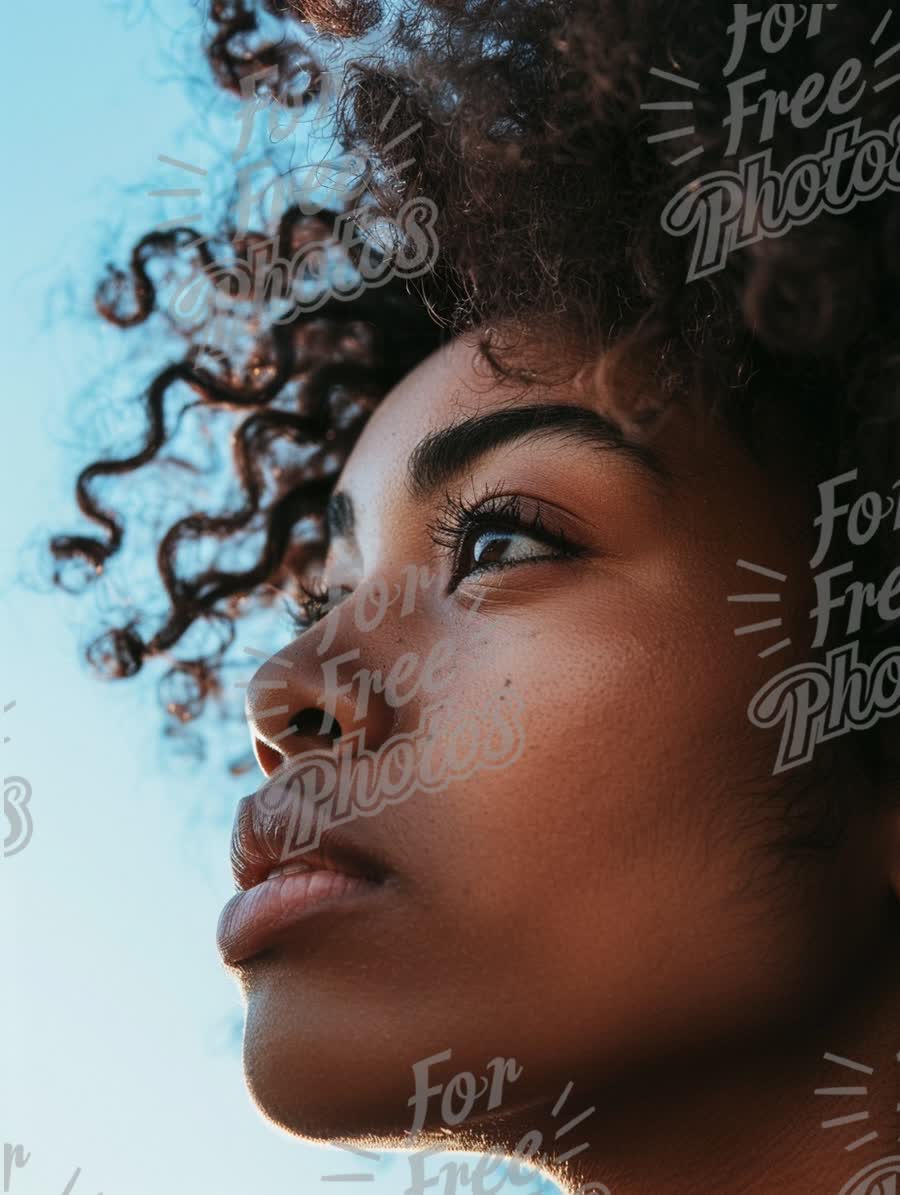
[508,936,900,1195]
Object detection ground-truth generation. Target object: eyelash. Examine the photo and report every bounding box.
[285,483,583,630]
[425,482,584,590]
[286,576,342,633]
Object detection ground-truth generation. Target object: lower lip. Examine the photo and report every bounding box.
[216,869,380,965]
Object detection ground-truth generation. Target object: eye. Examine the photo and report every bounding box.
[287,578,351,631]
[463,526,561,571]
[427,486,585,590]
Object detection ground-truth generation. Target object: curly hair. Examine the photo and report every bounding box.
[51,0,900,790]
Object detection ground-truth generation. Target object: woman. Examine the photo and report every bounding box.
[52,2,900,1192]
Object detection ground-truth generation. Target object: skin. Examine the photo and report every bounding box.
[235,328,900,1195]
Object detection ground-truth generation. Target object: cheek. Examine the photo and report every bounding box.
[407,587,824,1072]
[439,574,776,881]
[432,620,758,915]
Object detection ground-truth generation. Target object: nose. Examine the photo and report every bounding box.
[244,607,397,777]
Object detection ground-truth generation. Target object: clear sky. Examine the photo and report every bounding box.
[0,4,562,1194]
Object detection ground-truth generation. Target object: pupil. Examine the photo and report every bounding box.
[475,532,512,565]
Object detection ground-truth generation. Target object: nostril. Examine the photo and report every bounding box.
[288,706,343,743]
[253,707,344,776]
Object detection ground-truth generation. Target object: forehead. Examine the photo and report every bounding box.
[328,328,812,568]
[333,331,658,519]
[338,334,505,503]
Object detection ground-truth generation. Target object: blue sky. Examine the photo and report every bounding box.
[0,5,562,1194]
[0,3,400,1192]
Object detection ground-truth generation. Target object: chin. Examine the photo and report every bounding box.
[240,974,427,1144]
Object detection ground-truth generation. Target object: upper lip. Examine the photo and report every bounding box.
[229,778,387,893]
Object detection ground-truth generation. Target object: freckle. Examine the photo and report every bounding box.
[504,677,511,687]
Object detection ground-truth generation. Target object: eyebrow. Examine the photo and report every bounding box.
[406,402,668,500]
[324,401,668,546]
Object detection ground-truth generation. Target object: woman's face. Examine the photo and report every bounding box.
[226,331,892,1146]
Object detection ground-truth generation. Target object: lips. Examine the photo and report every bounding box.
[216,785,388,966]
[228,785,386,892]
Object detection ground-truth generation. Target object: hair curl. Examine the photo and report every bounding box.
[51,0,900,794]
